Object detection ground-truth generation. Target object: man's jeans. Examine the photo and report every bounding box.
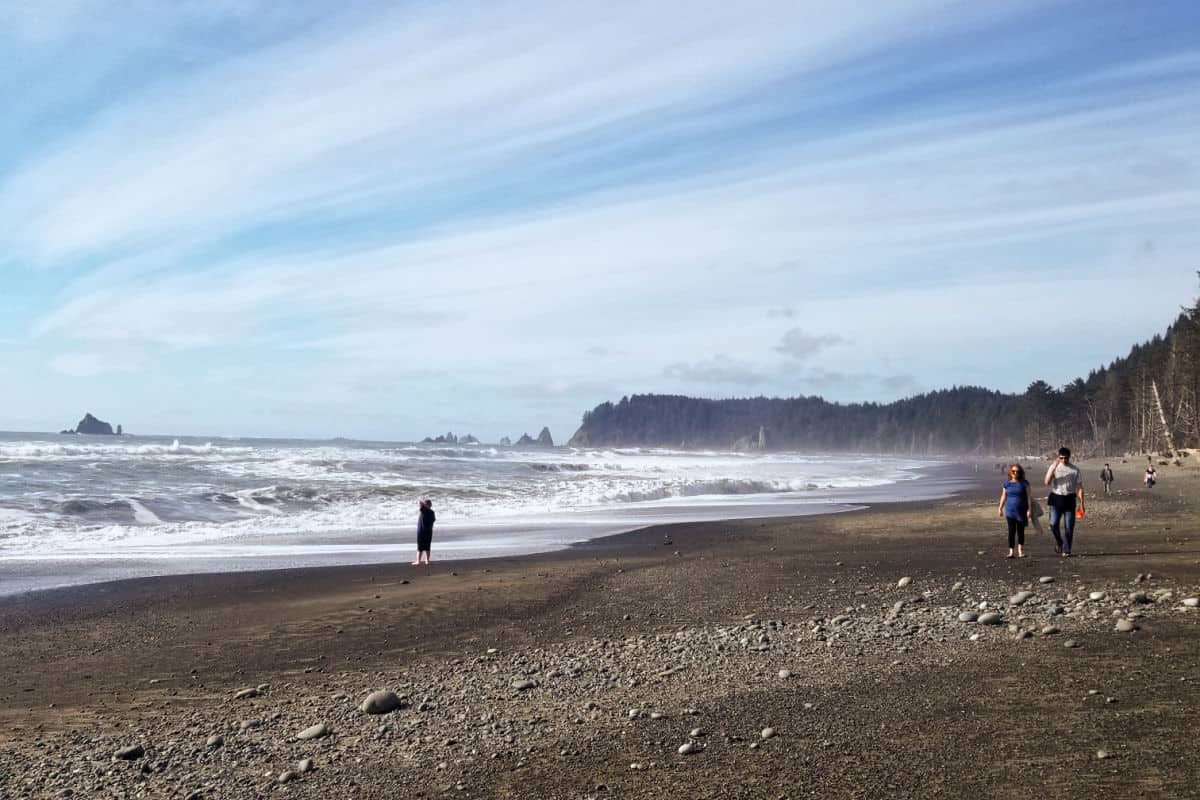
[1048,501,1076,554]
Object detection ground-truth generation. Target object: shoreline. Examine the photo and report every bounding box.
[3,457,1198,798]
[0,462,970,599]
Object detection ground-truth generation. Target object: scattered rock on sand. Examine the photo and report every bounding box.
[296,723,329,741]
[977,612,1003,625]
[1009,591,1034,606]
[511,679,538,691]
[897,577,912,588]
[234,687,260,700]
[205,734,223,749]
[1089,592,1106,601]
[761,727,777,739]
[1039,576,1055,584]
[114,744,144,760]
[278,770,299,783]
[298,758,314,773]
[360,690,404,715]
[1114,619,1138,633]
[1183,598,1199,608]
[678,742,698,755]
[958,612,979,623]
[777,669,792,679]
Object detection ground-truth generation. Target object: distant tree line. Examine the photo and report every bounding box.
[569,283,1200,456]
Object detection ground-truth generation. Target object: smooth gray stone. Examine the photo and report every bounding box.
[296,723,329,741]
[205,734,223,749]
[958,612,979,623]
[1038,576,1055,584]
[1009,591,1034,606]
[114,745,144,760]
[977,612,1003,625]
[360,690,404,715]
[234,687,260,700]
[511,679,538,691]
[1114,619,1137,632]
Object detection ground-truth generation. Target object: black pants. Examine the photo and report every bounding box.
[1006,517,1026,548]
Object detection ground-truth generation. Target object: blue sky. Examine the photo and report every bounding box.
[2,1,1199,440]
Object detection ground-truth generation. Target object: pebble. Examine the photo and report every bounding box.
[205,734,223,749]
[511,679,538,691]
[958,612,979,623]
[1039,576,1055,584]
[233,687,260,700]
[1089,592,1106,601]
[950,581,964,592]
[777,669,792,679]
[897,577,912,588]
[977,612,1003,625]
[1041,626,1060,635]
[1009,591,1034,606]
[678,742,698,755]
[114,744,144,760]
[690,728,704,737]
[1064,639,1079,648]
[1114,619,1137,633]
[1096,750,1111,760]
[296,723,329,741]
[1183,598,1199,608]
[277,770,299,783]
[298,758,314,773]
[360,690,405,715]
[761,727,777,739]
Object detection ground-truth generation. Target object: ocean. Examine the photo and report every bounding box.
[0,432,966,595]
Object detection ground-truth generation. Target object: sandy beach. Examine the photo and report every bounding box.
[2,456,1199,799]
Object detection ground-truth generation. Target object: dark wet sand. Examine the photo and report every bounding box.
[1,458,1198,798]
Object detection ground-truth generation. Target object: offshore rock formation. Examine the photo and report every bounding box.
[514,427,554,447]
[64,413,117,435]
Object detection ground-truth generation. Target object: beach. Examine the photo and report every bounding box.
[2,457,1199,799]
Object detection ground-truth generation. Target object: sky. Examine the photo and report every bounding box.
[2,1,1200,441]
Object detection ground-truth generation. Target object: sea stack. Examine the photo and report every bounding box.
[70,413,116,435]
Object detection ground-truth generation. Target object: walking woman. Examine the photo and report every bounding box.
[998,463,1033,558]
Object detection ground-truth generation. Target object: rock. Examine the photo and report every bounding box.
[73,413,115,435]
[761,727,777,739]
[897,577,912,588]
[1114,619,1137,633]
[114,744,144,760]
[1182,598,1199,608]
[950,581,964,592]
[511,679,538,691]
[238,719,261,731]
[297,723,329,741]
[777,669,792,679]
[298,758,314,773]
[977,612,1003,625]
[1127,592,1151,604]
[1041,626,1060,635]
[1096,750,1111,760]
[205,734,223,749]
[678,742,698,755]
[1038,576,1055,584]
[1088,592,1106,601]
[278,770,299,783]
[690,728,704,737]
[360,690,405,714]
[1064,639,1079,648]
[1009,591,1034,606]
[234,687,260,700]
[958,612,979,623]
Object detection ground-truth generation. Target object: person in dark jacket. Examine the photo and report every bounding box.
[413,499,436,565]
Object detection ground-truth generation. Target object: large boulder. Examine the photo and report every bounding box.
[74,413,115,435]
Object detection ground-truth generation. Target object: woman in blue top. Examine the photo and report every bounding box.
[998,463,1033,558]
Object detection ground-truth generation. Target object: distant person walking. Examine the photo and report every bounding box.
[998,463,1032,558]
[1100,463,1114,494]
[413,499,436,565]
[1044,447,1085,557]
[1144,464,1157,488]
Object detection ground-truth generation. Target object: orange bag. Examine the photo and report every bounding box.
[1075,507,1085,519]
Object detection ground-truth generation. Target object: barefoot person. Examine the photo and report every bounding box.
[1144,464,1157,488]
[998,463,1032,558]
[414,499,436,565]
[1044,447,1084,556]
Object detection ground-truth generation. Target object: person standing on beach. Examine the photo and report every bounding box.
[1144,464,1157,488]
[413,499,436,565]
[1100,463,1114,494]
[998,463,1032,558]
[1044,447,1084,556]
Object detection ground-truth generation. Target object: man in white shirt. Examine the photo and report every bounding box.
[1044,446,1085,556]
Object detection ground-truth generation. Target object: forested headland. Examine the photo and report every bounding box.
[569,287,1200,456]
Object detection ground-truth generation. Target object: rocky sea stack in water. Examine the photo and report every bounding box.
[514,427,554,447]
[63,413,118,435]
